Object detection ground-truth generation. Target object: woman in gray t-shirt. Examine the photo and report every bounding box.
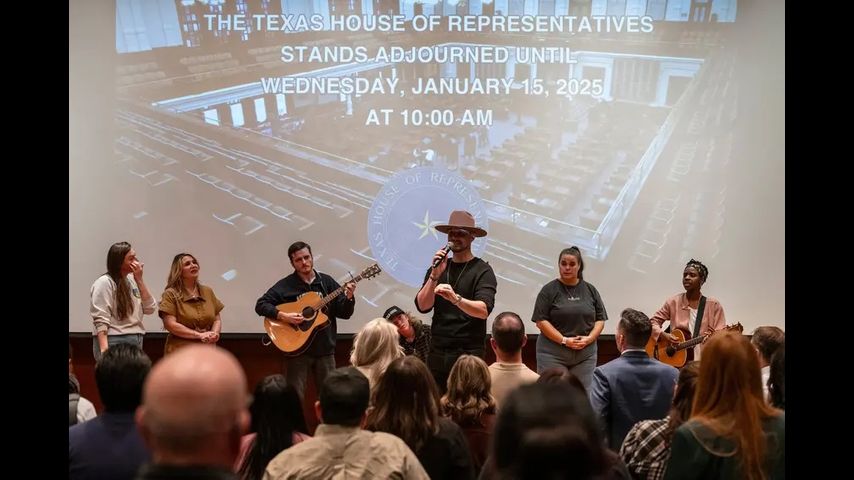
[530,246,607,391]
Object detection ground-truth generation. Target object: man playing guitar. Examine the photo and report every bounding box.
[255,241,356,400]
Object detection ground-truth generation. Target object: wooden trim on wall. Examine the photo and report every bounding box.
[70,334,619,433]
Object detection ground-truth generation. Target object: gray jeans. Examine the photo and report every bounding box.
[92,334,144,362]
[285,354,336,401]
[535,334,598,393]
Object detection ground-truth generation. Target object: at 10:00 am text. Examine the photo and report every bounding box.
[365,108,493,127]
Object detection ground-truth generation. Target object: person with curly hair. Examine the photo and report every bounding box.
[441,355,497,473]
[650,259,727,360]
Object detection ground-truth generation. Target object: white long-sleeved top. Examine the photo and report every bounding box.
[90,274,156,336]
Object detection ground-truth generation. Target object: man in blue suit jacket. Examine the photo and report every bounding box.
[589,308,678,451]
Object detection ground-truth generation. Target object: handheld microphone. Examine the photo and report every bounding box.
[432,242,455,269]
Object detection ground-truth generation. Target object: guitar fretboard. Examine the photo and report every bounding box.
[675,335,706,350]
[674,324,742,351]
[314,266,379,309]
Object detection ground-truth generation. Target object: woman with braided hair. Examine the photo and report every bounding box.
[650,259,727,360]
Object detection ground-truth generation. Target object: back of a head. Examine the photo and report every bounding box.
[138,345,248,459]
[319,367,370,427]
[692,331,780,480]
[96,343,152,413]
[493,382,606,480]
[670,361,701,428]
[350,318,403,373]
[751,326,785,364]
[446,355,492,398]
[536,366,587,396]
[694,331,768,418]
[240,374,308,480]
[367,356,440,451]
[443,355,495,424]
[768,344,785,410]
[492,312,526,354]
[372,356,440,418]
[618,308,652,348]
[250,374,307,435]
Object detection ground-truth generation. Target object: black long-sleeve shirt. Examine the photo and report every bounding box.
[255,271,355,356]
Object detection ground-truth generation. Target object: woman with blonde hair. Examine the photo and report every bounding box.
[158,253,224,355]
[350,318,403,390]
[663,331,784,480]
[441,355,497,474]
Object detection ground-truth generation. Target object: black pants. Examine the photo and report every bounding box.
[285,354,335,402]
[427,346,485,394]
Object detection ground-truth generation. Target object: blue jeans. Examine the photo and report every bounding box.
[535,335,598,393]
[92,334,144,362]
[285,354,336,402]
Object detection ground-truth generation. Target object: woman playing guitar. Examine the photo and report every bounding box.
[649,259,727,362]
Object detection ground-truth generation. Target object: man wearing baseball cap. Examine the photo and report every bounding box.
[383,306,431,364]
[414,210,497,393]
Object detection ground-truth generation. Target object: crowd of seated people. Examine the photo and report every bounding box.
[69,314,784,480]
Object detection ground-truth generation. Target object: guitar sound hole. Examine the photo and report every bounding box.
[665,346,676,356]
[302,307,316,319]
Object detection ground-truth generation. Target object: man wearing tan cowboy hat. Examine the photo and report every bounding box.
[415,210,497,393]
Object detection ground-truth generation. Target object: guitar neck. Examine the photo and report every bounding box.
[675,334,706,351]
[669,325,741,353]
[316,273,366,309]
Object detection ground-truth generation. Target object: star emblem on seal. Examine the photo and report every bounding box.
[412,211,441,240]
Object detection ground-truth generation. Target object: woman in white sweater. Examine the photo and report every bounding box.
[89,242,156,361]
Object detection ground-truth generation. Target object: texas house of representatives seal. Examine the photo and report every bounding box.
[368,167,489,287]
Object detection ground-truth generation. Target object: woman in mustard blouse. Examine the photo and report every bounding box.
[158,253,224,355]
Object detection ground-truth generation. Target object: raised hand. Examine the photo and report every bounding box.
[433,283,457,302]
[130,260,145,282]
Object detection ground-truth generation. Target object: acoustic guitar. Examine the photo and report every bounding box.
[263,264,382,356]
[645,323,743,367]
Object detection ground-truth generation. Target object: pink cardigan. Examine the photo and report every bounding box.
[650,293,727,359]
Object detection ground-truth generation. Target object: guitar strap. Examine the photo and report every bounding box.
[314,270,331,315]
[692,296,706,338]
[318,271,328,296]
